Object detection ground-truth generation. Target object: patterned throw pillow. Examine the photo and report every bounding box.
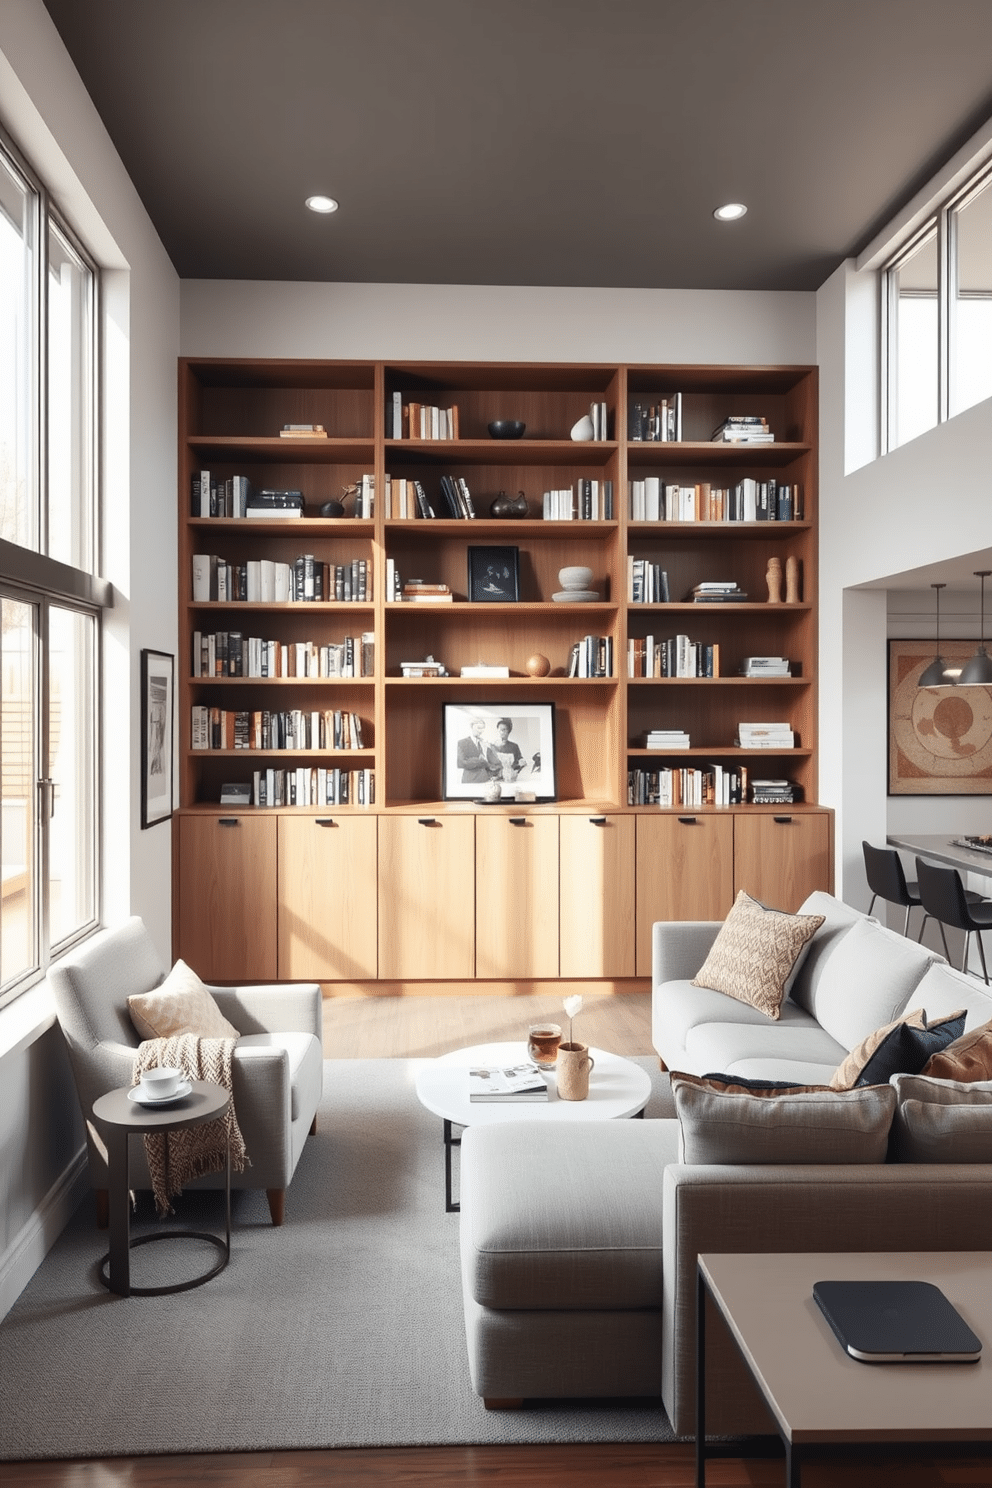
[829,1008,965,1091]
[921,1018,992,1081]
[671,1073,895,1165]
[690,891,825,1020]
[128,959,240,1040]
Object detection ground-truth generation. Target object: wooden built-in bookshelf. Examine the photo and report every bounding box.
[175,358,831,989]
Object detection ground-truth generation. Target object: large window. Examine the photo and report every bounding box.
[885,163,992,450]
[0,127,104,1008]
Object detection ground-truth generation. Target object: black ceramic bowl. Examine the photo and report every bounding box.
[488,420,526,439]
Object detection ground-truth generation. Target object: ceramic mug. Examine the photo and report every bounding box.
[556,1042,595,1100]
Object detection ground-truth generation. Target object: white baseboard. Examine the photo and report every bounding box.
[0,1148,89,1322]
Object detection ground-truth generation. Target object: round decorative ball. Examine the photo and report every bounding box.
[526,653,551,677]
[319,499,346,517]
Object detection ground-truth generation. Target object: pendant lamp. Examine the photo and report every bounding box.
[958,570,992,686]
[918,583,955,687]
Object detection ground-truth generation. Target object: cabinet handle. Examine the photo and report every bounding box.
[315,818,337,827]
[218,818,239,827]
[509,817,527,826]
[418,817,438,826]
[677,815,698,825]
[589,816,607,825]
[773,815,794,824]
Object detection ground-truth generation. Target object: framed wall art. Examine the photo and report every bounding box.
[888,638,992,795]
[141,648,175,827]
[441,702,557,801]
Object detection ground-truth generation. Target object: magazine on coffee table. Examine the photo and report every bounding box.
[468,1062,549,1102]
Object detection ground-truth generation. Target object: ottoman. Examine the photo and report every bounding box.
[459,1117,681,1405]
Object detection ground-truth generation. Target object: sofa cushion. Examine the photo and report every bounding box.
[922,1018,992,1081]
[805,918,936,1050]
[690,891,824,1020]
[683,1014,848,1080]
[890,1073,992,1162]
[459,1119,680,1311]
[653,979,821,1068]
[128,959,240,1041]
[829,1009,965,1090]
[789,891,866,1013]
[671,1075,895,1165]
[913,963,992,1034]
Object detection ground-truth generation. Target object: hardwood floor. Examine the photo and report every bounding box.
[8,994,991,1487]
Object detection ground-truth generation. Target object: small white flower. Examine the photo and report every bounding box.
[563,995,583,1020]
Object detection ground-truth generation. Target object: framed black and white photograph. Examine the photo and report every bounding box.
[467,545,520,603]
[442,702,557,801]
[141,648,174,828]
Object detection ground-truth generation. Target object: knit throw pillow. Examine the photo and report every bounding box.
[128,959,240,1040]
[690,891,825,1020]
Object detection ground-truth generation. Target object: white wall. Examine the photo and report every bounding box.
[181,279,815,364]
[0,0,179,1318]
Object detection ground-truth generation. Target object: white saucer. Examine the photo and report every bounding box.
[128,1079,193,1107]
[552,590,600,602]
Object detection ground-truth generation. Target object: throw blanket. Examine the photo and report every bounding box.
[133,1034,248,1215]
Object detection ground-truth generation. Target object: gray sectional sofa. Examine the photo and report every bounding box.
[459,891,992,1434]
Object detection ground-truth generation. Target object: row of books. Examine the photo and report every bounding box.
[629,478,802,522]
[247,767,374,808]
[629,636,720,678]
[192,707,367,752]
[542,479,614,520]
[567,635,614,678]
[389,395,460,441]
[628,559,670,603]
[628,394,682,442]
[192,633,374,680]
[628,764,749,807]
[587,401,609,440]
[192,554,371,604]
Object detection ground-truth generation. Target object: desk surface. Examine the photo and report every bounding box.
[887,832,992,878]
[699,1251,992,1446]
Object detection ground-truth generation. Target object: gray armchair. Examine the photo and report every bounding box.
[49,916,323,1225]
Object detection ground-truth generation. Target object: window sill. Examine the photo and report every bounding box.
[0,982,57,1062]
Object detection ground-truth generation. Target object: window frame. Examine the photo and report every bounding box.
[0,122,106,1009]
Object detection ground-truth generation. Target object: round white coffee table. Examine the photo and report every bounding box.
[415,1042,652,1211]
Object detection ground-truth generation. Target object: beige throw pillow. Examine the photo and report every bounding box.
[671,1074,895,1165]
[690,891,825,1020]
[128,959,239,1040]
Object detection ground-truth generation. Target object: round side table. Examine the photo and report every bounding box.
[92,1080,232,1297]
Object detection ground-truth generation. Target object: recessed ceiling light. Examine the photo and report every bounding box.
[305,195,339,214]
[713,202,747,222]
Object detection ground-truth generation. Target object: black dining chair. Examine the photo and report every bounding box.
[914,856,992,983]
[862,841,924,938]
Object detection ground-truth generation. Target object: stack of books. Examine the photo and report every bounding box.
[737,722,795,749]
[711,416,775,444]
[402,581,453,604]
[468,1063,548,1103]
[401,658,448,677]
[645,728,691,749]
[279,424,326,439]
[245,488,304,519]
[692,581,747,602]
[740,656,791,677]
[751,779,798,804]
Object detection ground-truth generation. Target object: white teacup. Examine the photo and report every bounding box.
[139,1065,182,1099]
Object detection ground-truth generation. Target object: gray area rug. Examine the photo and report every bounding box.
[1,1057,676,1459]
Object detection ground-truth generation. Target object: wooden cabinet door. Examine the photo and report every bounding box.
[277,815,378,980]
[734,812,832,912]
[177,814,278,981]
[377,814,475,980]
[559,814,635,979]
[476,813,559,979]
[635,814,735,975]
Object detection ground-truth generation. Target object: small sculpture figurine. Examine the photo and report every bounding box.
[785,555,800,604]
[482,778,502,803]
[490,490,529,518]
[766,556,783,604]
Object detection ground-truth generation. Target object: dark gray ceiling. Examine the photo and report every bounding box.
[41,0,992,291]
